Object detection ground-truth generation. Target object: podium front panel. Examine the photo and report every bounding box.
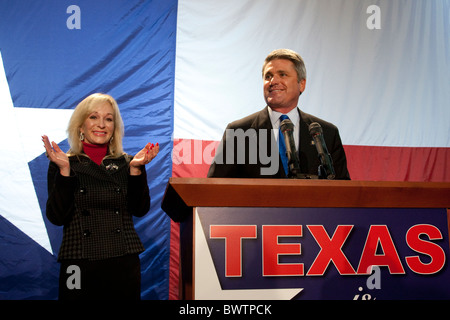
[192,206,450,300]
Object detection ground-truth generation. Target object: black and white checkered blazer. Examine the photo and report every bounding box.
[46,154,150,261]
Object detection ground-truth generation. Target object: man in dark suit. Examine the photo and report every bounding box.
[207,49,350,180]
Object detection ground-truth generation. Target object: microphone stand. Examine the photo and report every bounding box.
[281,119,318,179]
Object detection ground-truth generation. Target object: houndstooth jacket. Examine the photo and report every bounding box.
[46,154,150,261]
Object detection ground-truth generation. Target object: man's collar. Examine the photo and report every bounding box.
[268,106,300,126]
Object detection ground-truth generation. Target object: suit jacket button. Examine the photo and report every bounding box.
[114,228,121,234]
[83,229,91,237]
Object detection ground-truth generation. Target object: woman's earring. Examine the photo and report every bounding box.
[110,136,114,143]
[79,132,85,141]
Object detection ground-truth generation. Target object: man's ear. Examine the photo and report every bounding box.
[299,79,306,94]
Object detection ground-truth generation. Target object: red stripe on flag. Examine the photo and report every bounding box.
[345,145,450,182]
[168,219,180,300]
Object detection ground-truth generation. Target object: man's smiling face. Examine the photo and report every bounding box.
[263,58,305,114]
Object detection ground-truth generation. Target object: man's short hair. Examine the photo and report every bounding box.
[262,48,307,82]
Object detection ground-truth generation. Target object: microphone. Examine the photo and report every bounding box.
[308,122,336,179]
[280,118,301,178]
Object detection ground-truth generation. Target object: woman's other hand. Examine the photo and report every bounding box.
[129,142,159,176]
[42,135,71,176]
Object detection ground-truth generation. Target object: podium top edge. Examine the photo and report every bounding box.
[162,178,450,220]
[168,177,450,188]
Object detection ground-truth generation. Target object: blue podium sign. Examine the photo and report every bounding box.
[193,207,450,300]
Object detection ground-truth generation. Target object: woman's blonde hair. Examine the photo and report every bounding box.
[67,93,125,157]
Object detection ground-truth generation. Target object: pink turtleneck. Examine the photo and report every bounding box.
[82,141,108,165]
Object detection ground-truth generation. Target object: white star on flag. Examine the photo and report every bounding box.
[0,51,73,253]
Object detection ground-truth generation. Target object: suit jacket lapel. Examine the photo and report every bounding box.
[299,110,320,173]
[251,106,272,130]
[252,106,286,178]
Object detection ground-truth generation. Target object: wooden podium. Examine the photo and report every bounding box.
[161,178,450,300]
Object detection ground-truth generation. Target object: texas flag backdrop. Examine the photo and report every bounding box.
[0,0,448,299]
